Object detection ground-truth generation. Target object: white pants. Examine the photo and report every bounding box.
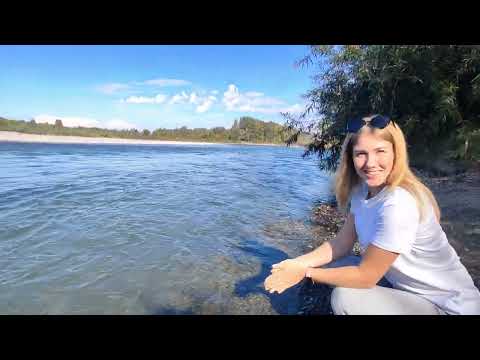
[327,255,446,315]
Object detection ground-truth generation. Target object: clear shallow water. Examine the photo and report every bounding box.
[0,141,332,314]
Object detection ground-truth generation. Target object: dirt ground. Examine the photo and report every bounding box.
[416,167,480,288]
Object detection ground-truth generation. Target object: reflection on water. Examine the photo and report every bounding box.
[0,142,332,314]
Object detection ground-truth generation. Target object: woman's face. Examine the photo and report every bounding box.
[352,131,395,191]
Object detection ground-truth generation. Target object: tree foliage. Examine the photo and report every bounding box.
[283,45,480,172]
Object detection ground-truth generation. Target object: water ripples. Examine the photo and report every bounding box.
[0,142,331,314]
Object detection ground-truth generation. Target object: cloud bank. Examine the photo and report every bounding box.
[34,114,138,130]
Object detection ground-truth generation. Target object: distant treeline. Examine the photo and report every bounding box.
[0,116,312,145]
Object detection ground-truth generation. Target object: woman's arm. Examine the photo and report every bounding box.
[265,243,400,294]
[265,213,381,294]
[293,213,357,268]
[306,244,399,288]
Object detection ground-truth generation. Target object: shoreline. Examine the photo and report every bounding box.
[0,131,300,148]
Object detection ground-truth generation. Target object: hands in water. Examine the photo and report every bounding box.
[264,259,308,294]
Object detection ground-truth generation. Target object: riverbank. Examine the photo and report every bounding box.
[297,165,480,314]
[0,131,294,147]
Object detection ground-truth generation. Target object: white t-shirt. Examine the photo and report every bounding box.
[350,182,480,315]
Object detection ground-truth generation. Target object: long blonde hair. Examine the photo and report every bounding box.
[334,116,441,223]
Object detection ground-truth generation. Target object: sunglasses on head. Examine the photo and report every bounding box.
[346,115,394,133]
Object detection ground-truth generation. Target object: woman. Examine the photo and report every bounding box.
[264,115,480,315]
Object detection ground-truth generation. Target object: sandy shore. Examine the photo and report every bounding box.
[0,131,303,148]
[0,131,228,146]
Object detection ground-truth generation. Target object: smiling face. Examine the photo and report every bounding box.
[352,129,395,196]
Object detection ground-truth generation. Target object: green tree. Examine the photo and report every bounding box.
[284,45,480,171]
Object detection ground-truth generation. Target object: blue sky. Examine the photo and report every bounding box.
[1,45,316,131]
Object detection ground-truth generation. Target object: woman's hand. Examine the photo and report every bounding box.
[271,258,308,269]
[264,259,308,294]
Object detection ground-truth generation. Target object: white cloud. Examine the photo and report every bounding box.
[245,91,264,97]
[34,114,101,128]
[222,84,294,115]
[189,92,199,104]
[167,91,217,113]
[154,94,168,103]
[237,104,255,112]
[97,83,130,94]
[210,90,219,95]
[104,119,139,130]
[125,96,154,104]
[96,78,190,96]
[223,84,242,110]
[169,91,189,104]
[282,103,303,114]
[34,114,139,130]
[143,78,191,87]
[196,96,217,113]
[124,94,167,104]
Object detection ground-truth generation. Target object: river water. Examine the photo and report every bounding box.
[0,141,333,314]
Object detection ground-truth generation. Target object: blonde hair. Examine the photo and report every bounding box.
[335,115,441,223]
